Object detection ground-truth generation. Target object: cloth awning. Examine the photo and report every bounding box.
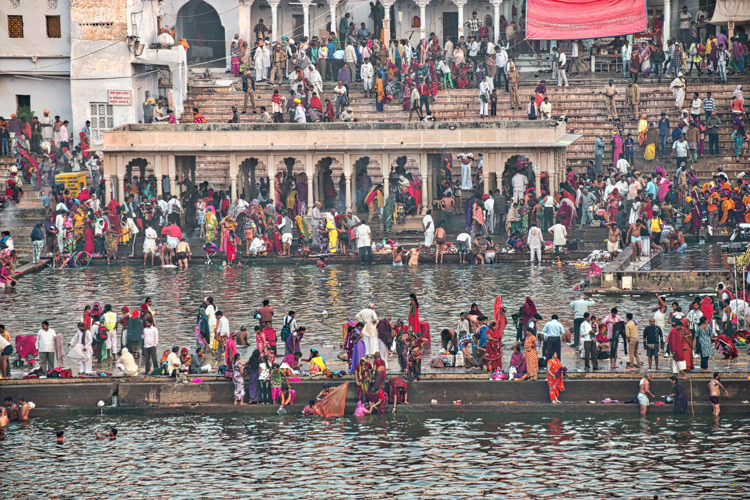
[526,0,648,40]
[554,133,583,146]
[709,0,750,25]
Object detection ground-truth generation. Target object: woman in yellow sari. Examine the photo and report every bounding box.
[326,214,338,253]
[644,122,658,161]
[204,207,218,243]
[637,114,648,146]
[295,215,311,245]
[73,207,86,242]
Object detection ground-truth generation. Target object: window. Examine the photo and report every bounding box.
[90,103,114,143]
[8,15,23,38]
[411,16,420,28]
[46,16,61,38]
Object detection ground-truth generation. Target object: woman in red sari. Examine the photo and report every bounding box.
[84,218,95,254]
[546,351,565,404]
[225,229,239,266]
[408,293,421,336]
[408,173,422,208]
[485,321,503,373]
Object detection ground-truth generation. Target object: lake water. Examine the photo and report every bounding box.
[4,412,750,499]
[1,263,664,350]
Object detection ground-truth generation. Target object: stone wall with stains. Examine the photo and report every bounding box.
[70,0,127,40]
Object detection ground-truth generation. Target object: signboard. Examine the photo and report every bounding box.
[54,172,87,197]
[108,90,131,106]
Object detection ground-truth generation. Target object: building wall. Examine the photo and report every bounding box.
[0,76,72,124]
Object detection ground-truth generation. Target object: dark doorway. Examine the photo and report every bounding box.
[16,95,30,110]
[292,15,304,40]
[442,12,458,45]
[176,0,226,67]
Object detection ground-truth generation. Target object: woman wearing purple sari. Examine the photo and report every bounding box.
[345,324,367,374]
[559,198,577,229]
[509,345,527,379]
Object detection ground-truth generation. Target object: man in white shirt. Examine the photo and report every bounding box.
[361,57,374,97]
[511,170,528,202]
[346,209,361,253]
[616,154,630,175]
[167,195,182,226]
[556,47,568,87]
[540,97,552,120]
[344,42,357,80]
[679,6,692,46]
[422,209,435,255]
[548,223,567,256]
[40,110,54,142]
[215,311,230,361]
[356,221,372,264]
[456,232,471,264]
[59,120,70,149]
[568,40,580,75]
[166,346,182,377]
[672,135,689,163]
[142,318,159,374]
[157,195,169,226]
[495,47,509,93]
[479,76,492,117]
[355,303,379,355]
[36,321,57,375]
[295,99,306,123]
[55,211,66,251]
[580,312,598,370]
[459,153,473,191]
[484,196,495,234]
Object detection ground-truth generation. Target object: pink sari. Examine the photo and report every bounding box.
[612,133,623,165]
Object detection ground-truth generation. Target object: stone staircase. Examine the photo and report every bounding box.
[183,71,747,184]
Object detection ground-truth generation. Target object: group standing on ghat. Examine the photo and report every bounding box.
[0,276,746,418]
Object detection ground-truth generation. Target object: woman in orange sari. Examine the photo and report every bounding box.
[547,351,565,403]
[485,321,503,373]
[524,327,538,380]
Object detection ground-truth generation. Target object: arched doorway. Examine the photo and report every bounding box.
[239,158,268,201]
[125,158,150,185]
[352,156,383,214]
[177,0,226,67]
[314,157,343,210]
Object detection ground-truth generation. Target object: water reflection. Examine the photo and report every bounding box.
[5,413,750,498]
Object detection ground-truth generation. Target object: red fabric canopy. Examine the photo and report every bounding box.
[526,0,647,40]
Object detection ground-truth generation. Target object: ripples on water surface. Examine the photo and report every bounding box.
[0,264,666,347]
[4,413,750,499]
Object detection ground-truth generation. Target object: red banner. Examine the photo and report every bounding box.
[526,0,647,40]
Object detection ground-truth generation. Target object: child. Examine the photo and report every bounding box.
[56,430,66,443]
[301,399,316,416]
[489,88,497,116]
[96,428,117,440]
[278,383,296,409]
[732,125,746,159]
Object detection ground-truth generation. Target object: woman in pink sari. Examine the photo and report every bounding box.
[607,189,621,222]
[224,331,238,367]
[611,132,623,166]
[658,180,671,203]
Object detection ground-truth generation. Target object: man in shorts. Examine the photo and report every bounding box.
[606,222,620,257]
[708,372,729,416]
[456,232,471,264]
[626,219,643,260]
[434,222,447,264]
[175,238,192,270]
[638,372,655,416]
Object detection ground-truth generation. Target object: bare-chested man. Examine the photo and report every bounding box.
[441,193,455,234]
[175,238,191,270]
[406,245,421,266]
[606,222,620,257]
[638,372,655,416]
[0,405,8,427]
[671,230,686,252]
[17,396,30,420]
[392,246,404,266]
[626,219,643,260]
[4,396,19,422]
[708,372,729,416]
[434,224,447,264]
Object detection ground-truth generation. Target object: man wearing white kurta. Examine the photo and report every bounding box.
[356,303,379,356]
[422,210,435,253]
[511,171,528,203]
[361,58,374,97]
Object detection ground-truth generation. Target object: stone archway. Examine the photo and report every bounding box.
[352,156,383,214]
[176,0,226,67]
[239,157,268,200]
[314,156,343,210]
[124,158,150,185]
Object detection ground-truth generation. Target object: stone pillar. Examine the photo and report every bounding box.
[382,0,392,49]
[116,155,125,203]
[229,154,238,201]
[328,0,338,37]
[663,0,671,51]
[301,0,312,39]
[168,155,177,196]
[305,154,314,210]
[417,0,429,40]
[381,154,389,197]
[343,153,352,210]
[454,0,467,39]
[492,0,501,43]
[270,0,281,42]
[534,151,542,195]
[154,155,163,196]
[267,154,276,202]
[238,0,253,42]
